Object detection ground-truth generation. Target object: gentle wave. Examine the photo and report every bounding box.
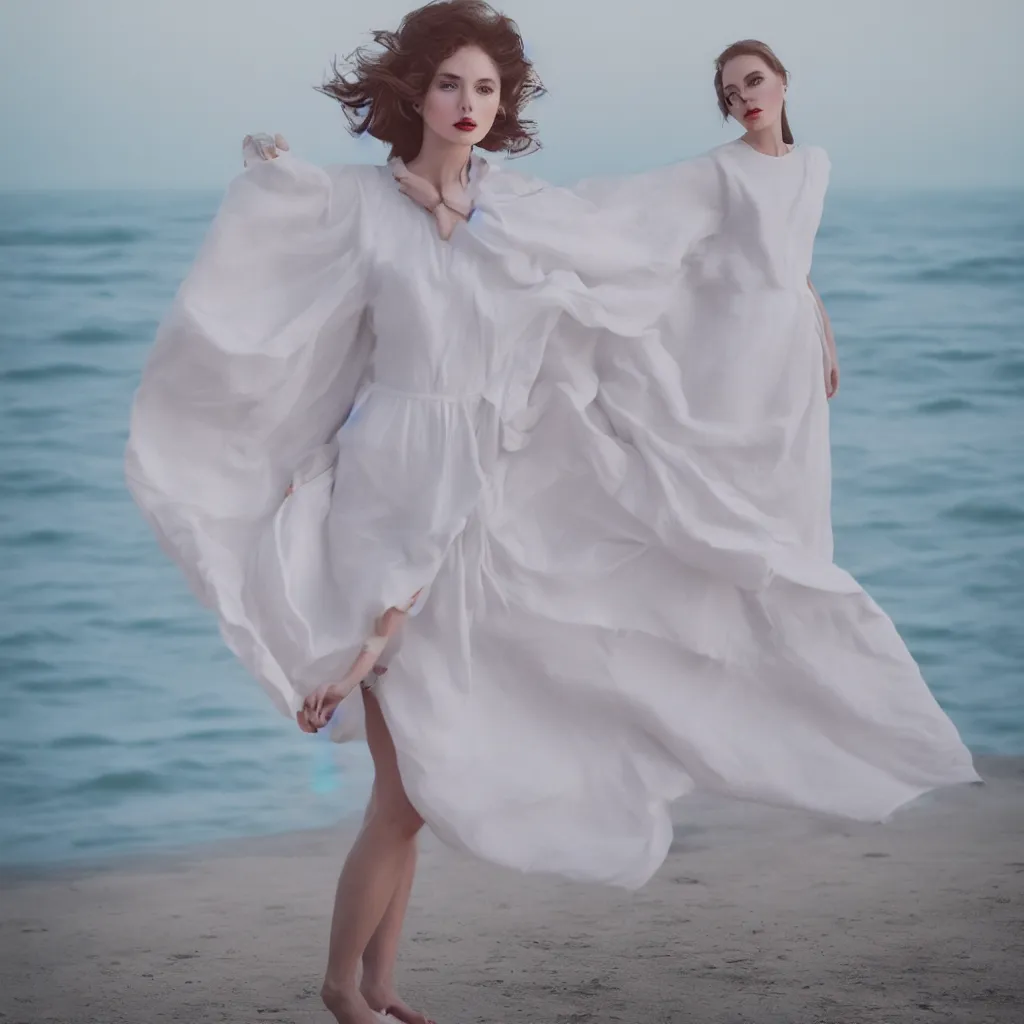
[70,769,174,796]
[995,359,1024,381]
[941,501,1024,526]
[0,527,79,548]
[926,347,997,363]
[913,254,1024,284]
[0,227,148,247]
[3,269,153,285]
[0,468,93,496]
[53,734,120,750]
[1,363,108,383]
[53,326,131,345]
[916,397,975,414]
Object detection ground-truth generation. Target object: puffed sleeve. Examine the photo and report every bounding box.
[125,153,374,715]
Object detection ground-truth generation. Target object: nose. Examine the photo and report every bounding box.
[460,87,474,112]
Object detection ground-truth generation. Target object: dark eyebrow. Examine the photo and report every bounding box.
[438,72,497,86]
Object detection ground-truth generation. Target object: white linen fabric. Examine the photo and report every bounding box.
[126,140,979,888]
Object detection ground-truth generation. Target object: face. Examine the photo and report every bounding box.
[418,45,502,148]
[721,54,786,133]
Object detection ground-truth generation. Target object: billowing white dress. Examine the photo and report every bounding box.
[126,140,979,888]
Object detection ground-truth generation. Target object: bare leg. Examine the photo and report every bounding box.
[360,840,434,1024]
[342,667,433,1022]
[319,690,426,1024]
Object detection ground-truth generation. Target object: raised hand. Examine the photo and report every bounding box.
[393,162,473,240]
[395,170,443,212]
[242,132,290,167]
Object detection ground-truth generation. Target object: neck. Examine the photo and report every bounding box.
[405,130,473,189]
[742,122,789,157]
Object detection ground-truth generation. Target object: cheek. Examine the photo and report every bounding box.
[483,92,503,126]
[422,91,455,127]
[762,79,786,111]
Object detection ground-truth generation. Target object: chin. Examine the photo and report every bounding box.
[442,130,481,147]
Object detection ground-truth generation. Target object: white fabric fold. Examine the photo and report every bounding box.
[126,141,979,889]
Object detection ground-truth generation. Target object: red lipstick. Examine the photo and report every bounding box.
[744,108,762,121]
[454,118,477,132]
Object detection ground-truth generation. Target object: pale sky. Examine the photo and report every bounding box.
[0,0,1018,190]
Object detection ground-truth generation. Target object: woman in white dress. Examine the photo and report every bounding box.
[715,39,839,392]
[125,5,980,1021]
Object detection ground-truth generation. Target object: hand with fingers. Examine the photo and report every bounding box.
[823,347,840,400]
[393,163,472,240]
[294,592,422,734]
[241,132,290,167]
[395,172,442,212]
[826,360,840,400]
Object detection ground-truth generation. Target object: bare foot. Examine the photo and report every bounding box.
[360,982,435,1024]
[321,982,384,1024]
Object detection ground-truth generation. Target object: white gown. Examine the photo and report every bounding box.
[126,140,979,888]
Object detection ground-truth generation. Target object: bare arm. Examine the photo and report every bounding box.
[808,277,839,399]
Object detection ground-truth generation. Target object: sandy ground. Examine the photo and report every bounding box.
[2,756,1022,1024]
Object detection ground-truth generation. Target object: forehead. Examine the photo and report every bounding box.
[721,54,772,89]
[436,44,500,80]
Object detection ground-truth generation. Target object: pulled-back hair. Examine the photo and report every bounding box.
[713,39,794,145]
[318,0,545,162]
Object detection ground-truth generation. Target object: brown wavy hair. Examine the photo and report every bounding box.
[317,0,545,162]
[714,40,793,145]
